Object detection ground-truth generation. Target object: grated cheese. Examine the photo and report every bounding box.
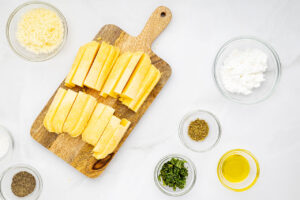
[16,8,64,54]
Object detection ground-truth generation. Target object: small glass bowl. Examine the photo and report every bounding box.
[154,154,196,196]
[213,36,281,104]
[6,1,68,62]
[217,149,260,192]
[0,125,14,164]
[179,110,221,152]
[0,164,43,200]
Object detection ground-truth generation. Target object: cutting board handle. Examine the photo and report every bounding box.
[137,6,172,47]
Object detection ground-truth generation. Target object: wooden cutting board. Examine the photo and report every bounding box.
[30,6,172,178]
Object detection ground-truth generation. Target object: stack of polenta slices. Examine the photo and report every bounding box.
[64,39,161,112]
[43,88,131,160]
[43,39,161,160]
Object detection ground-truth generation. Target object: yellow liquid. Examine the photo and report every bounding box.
[222,154,250,183]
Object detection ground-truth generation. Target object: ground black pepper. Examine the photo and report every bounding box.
[188,119,209,141]
[11,171,36,197]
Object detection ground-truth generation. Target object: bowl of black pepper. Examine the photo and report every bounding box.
[154,154,196,196]
[0,164,42,200]
[179,110,221,152]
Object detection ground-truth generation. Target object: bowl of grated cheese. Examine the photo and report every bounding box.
[6,1,68,62]
[213,37,281,104]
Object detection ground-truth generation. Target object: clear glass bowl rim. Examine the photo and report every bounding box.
[0,164,43,200]
[217,149,260,192]
[178,109,222,152]
[6,1,68,62]
[154,154,197,196]
[213,36,281,104]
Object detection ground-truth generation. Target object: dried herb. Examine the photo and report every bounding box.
[158,158,188,191]
[11,171,36,197]
[188,119,209,141]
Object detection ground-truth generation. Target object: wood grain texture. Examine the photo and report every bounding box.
[30,6,172,178]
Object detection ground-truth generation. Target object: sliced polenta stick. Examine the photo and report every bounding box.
[132,68,161,112]
[84,42,110,89]
[52,89,78,133]
[113,51,143,95]
[122,65,157,107]
[43,88,67,132]
[70,95,97,137]
[65,45,87,87]
[72,41,100,87]
[82,103,115,146]
[94,46,120,91]
[63,92,89,134]
[100,52,133,98]
[121,53,151,100]
[93,116,120,154]
[63,92,96,137]
[81,103,105,145]
[93,119,130,159]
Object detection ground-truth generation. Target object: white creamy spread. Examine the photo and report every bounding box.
[220,49,268,95]
[0,131,10,159]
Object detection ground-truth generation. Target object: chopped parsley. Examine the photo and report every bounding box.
[158,158,188,191]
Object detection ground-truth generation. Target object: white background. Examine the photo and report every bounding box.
[0,0,300,199]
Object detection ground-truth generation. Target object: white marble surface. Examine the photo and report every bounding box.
[0,0,300,199]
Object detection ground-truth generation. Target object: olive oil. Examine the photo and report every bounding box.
[222,154,250,183]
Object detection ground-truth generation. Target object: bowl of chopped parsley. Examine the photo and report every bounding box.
[154,154,196,196]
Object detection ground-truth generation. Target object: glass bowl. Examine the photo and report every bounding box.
[0,164,43,200]
[213,36,281,104]
[217,149,260,192]
[179,110,221,152]
[154,154,196,196]
[0,125,14,164]
[6,1,68,62]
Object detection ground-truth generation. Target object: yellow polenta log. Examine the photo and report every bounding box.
[93,119,131,159]
[63,91,94,136]
[52,89,78,133]
[122,65,157,107]
[81,103,105,145]
[72,41,100,87]
[84,42,110,90]
[65,45,87,88]
[132,69,161,112]
[100,52,132,98]
[121,53,151,100]
[113,52,143,95]
[69,95,97,137]
[43,88,67,132]
[93,116,121,154]
[94,46,120,91]
[82,104,115,146]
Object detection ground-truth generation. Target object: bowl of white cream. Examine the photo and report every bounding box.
[0,125,14,164]
[213,37,281,104]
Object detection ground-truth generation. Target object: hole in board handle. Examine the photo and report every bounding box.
[160,12,166,17]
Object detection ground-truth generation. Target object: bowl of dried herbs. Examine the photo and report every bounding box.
[154,154,196,196]
[0,164,43,200]
[179,110,221,152]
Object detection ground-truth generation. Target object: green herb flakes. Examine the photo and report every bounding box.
[158,158,188,191]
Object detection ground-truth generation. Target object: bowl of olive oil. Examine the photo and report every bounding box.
[217,149,260,192]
